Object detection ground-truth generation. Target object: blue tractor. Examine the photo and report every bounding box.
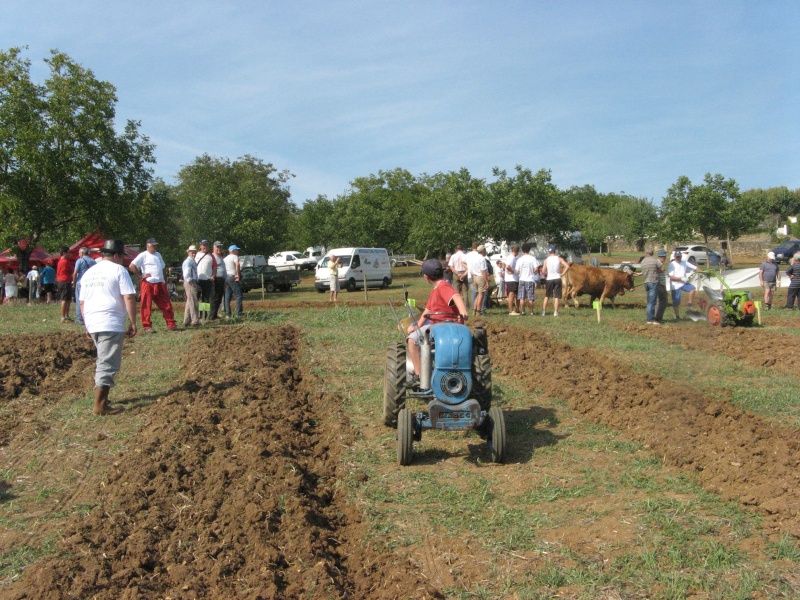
[383,315,506,466]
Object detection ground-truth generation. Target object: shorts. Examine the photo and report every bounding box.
[57,281,73,300]
[5,286,18,298]
[671,283,695,306]
[41,283,55,296]
[504,281,519,295]
[329,275,340,292]
[518,281,536,301]
[471,275,488,293]
[764,281,776,291]
[545,279,562,299]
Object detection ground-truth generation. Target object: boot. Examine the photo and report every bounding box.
[93,386,124,416]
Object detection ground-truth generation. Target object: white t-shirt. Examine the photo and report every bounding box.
[223,254,239,278]
[505,253,520,282]
[131,250,166,284]
[544,255,563,281]
[195,251,215,280]
[80,260,136,333]
[516,254,540,282]
[213,252,227,278]
[27,270,38,282]
[667,260,697,290]
[466,251,487,278]
[448,251,467,273]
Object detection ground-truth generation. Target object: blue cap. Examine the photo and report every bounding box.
[421,258,443,277]
[228,244,241,252]
[547,245,557,253]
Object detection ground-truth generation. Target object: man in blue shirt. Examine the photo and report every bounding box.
[39,261,56,303]
[72,247,96,325]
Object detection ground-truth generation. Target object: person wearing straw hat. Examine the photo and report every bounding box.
[182,244,201,327]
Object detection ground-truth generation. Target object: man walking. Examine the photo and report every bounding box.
[653,250,670,324]
[505,244,521,316]
[182,244,201,327]
[79,239,137,416]
[759,251,780,310]
[72,247,96,325]
[640,249,664,325]
[224,244,244,318]
[129,238,178,333]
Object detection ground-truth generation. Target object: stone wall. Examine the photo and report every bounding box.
[604,237,780,258]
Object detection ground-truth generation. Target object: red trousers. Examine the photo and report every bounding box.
[140,280,177,329]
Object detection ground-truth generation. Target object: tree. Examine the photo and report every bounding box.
[288,195,337,252]
[605,194,659,252]
[173,154,295,257]
[0,47,155,271]
[660,174,738,246]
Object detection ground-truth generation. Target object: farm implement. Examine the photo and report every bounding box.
[693,270,757,327]
[384,300,506,466]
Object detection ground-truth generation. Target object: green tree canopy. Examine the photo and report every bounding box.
[173,154,295,258]
[0,47,155,270]
[660,173,739,245]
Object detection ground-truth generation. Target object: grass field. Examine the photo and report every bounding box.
[1,255,798,598]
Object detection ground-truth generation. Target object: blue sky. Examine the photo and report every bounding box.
[4,1,798,205]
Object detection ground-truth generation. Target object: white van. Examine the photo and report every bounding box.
[315,248,392,292]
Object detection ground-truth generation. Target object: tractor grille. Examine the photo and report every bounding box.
[439,371,468,398]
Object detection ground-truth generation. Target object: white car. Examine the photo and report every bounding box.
[674,245,723,265]
[268,251,318,271]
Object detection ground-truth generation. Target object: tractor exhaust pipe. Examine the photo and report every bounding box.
[420,332,432,391]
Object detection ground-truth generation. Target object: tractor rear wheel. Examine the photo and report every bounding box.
[488,406,506,463]
[397,408,414,465]
[707,304,727,327]
[383,342,407,427]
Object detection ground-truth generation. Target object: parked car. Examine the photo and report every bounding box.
[674,245,723,265]
[240,265,299,293]
[771,240,800,264]
[269,250,317,271]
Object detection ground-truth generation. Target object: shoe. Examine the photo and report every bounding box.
[765,304,771,310]
[520,311,526,316]
[509,311,520,316]
[167,327,181,332]
[553,312,558,317]
[142,328,155,334]
[646,321,654,325]
[651,321,662,325]
[541,311,546,317]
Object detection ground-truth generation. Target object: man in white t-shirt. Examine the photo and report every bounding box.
[466,243,489,316]
[80,239,137,416]
[447,245,469,301]
[210,241,228,319]
[194,239,216,304]
[223,244,243,318]
[516,243,540,315]
[129,238,178,333]
[504,245,521,315]
[541,246,571,317]
[667,250,698,320]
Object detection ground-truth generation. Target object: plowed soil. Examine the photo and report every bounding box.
[2,305,800,597]
[1,326,440,600]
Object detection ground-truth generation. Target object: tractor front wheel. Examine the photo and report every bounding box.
[383,342,407,427]
[397,408,414,465]
[488,406,506,463]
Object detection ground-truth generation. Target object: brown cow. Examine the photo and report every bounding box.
[562,264,636,308]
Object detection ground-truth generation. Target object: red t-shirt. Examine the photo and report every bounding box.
[56,257,74,282]
[426,280,460,323]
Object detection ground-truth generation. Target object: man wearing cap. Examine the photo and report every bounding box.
[541,246,571,317]
[194,240,215,306]
[224,244,244,318]
[129,238,178,332]
[784,254,800,310]
[654,250,670,324]
[79,239,137,416]
[407,258,469,378]
[182,245,201,326]
[72,246,96,326]
[759,251,781,310]
[639,249,664,325]
[210,241,227,319]
[667,250,698,320]
[447,245,469,302]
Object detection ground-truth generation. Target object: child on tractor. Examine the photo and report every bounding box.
[407,258,469,377]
